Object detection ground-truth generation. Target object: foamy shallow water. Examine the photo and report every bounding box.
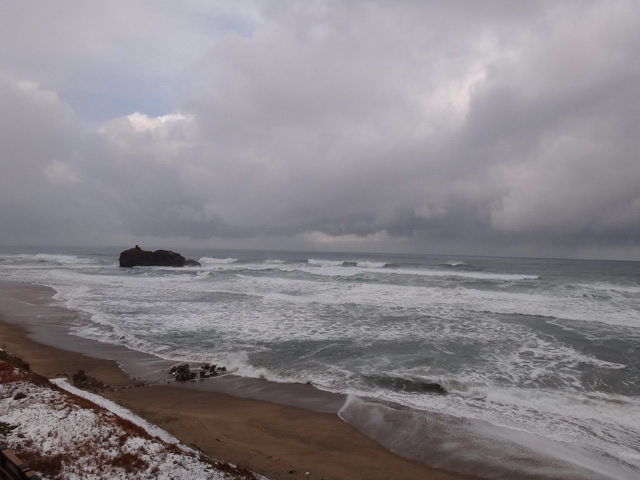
[1,246,639,478]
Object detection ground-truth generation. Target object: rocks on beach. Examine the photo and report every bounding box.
[119,245,202,268]
[169,363,226,382]
[72,369,107,392]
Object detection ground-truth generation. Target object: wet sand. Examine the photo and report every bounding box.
[0,282,475,480]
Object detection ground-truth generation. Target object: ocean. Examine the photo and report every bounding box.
[1,246,639,479]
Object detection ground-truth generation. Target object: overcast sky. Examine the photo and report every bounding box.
[1,1,639,260]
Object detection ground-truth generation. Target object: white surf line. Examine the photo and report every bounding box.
[50,378,179,444]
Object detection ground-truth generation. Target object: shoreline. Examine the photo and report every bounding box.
[0,280,474,480]
[3,278,635,480]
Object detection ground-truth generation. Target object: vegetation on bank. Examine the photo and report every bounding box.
[0,348,258,480]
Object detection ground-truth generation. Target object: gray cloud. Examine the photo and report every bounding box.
[0,0,259,124]
[1,1,640,259]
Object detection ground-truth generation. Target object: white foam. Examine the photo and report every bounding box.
[198,256,238,265]
[0,253,101,267]
[443,260,468,267]
[32,253,97,264]
[356,260,387,268]
[375,383,640,469]
[289,261,539,281]
[338,395,640,480]
[578,282,640,294]
[394,267,538,280]
[459,285,640,328]
[222,351,299,383]
[307,258,344,267]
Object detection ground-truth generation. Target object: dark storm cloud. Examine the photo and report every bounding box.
[1,1,640,258]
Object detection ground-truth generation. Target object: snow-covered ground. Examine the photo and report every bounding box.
[0,351,263,479]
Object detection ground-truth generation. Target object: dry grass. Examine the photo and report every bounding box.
[0,357,28,383]
[111,451,151,473]
[0,366,27,383]
[0,421,17,435]
[0,349,49,386]
[13,448,65,479]
[211,460,259,480]
[112,413,152,440]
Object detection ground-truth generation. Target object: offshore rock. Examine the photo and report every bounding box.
[119,245,186,268]
[184,259,202,267]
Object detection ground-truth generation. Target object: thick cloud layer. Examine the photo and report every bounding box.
[1,1,639,259]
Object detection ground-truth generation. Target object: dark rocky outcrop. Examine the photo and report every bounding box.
[72,369,107,392]
[169,363,227,382]
[372,374,448,394]
[119,245,188,268]
[184,259,202,267]
[169,364,197,382]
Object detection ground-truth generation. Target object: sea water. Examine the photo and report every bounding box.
[1,246,639,479]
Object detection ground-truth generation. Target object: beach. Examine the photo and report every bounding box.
[0,281,473,480]
[1,249,638,480]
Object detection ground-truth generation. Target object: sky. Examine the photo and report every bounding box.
[1,0,640,260]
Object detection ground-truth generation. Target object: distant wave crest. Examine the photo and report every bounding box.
[307,258,388,269]
[198,257,238,266]
[307,258,344,267]
[443,260,468,267]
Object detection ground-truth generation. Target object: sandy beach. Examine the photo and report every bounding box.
[0,284,475,480]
